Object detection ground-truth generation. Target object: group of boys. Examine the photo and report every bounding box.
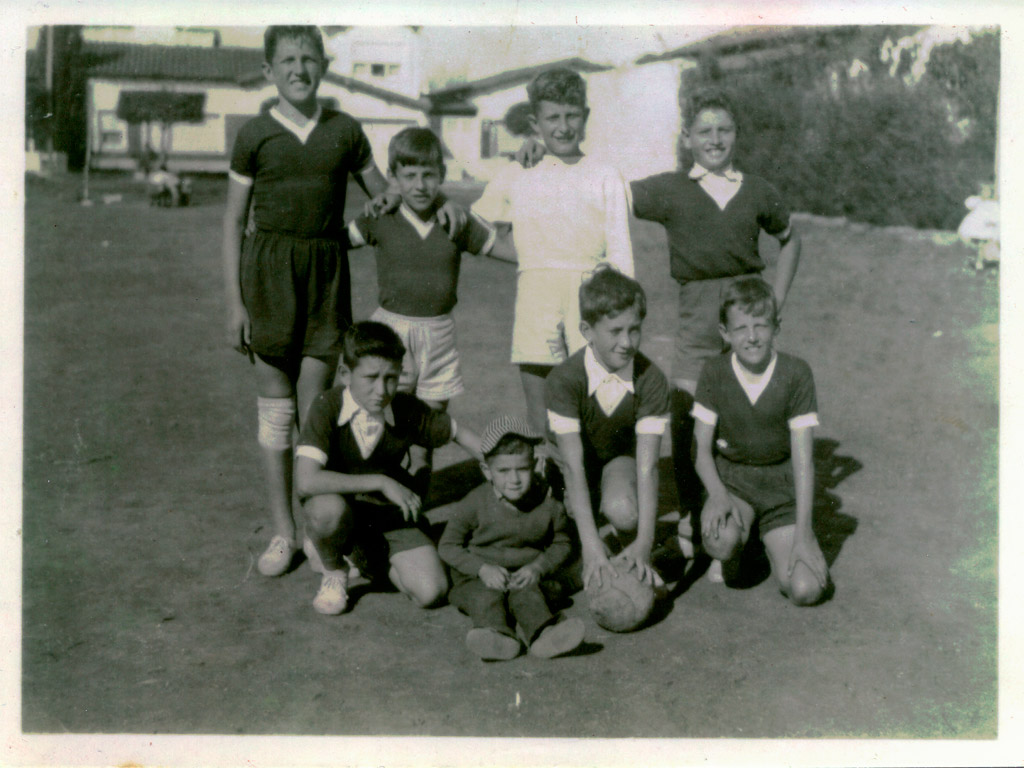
[222,26,830,662]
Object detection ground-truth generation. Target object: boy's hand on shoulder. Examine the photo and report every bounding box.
[363,191,402,219]
[436,199,468,239]
[789,531,828,589]
[613,543,655,586]
[508,563,542,590]
[514,137,546,169]
[479,563,510,591]
[380,476,422,521]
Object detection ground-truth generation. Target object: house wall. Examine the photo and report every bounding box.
[87,77,424,173]
[438,59,691,183]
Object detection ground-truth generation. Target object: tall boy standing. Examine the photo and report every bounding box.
[222,26,393,576]
[545,268,670,590]
[472,68,634,443]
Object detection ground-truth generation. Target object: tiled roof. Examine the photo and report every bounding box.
[636,25,863,64]
[77,41,264,83]
[427,57,612,102]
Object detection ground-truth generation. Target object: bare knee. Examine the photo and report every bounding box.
[389,564,448,608]
[303,494,346,536]
[703,522,742,562]
[785,564,827,606]
[601,494,638,534]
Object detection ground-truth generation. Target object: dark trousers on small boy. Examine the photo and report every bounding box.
[449,572,554,643]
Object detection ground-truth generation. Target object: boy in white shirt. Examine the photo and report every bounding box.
[472,67,634,443]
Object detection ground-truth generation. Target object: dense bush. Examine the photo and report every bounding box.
[682,28,999,230]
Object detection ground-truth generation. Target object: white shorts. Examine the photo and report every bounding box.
[370,307,465,401]
[511,269,588,366]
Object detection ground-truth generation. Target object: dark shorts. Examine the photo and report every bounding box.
[240,229,352,360]
[344,493,435,573]
[714,455,796,535]
[675,274,760,383]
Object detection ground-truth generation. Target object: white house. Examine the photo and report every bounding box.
[424,56,690,183]
[75,26,432,173]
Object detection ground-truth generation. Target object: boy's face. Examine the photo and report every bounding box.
[482,451,534,504]
[683,108,737,172]
[529,100,589,158]
[339,355,401,415]
[581,304,642,373]
[263,37,324,108]
[392,164,444,216]
[720,305,778,373]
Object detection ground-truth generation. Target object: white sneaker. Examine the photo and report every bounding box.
[304,537,361,581]
[257,535,297,577]
[312,570,349,615]
[706,559,724,584]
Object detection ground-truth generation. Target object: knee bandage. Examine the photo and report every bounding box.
[257,397,296,450]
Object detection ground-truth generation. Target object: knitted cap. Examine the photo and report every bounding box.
[480,415,543,456]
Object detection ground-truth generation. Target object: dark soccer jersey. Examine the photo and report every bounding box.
[695,352,817,465]
[230,109,373,239]
[546,349,671,465]
[630,172,790,283]
[298,387,453,479]
[351,209,494,317]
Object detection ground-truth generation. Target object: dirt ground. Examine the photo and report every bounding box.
[21,173,998,744]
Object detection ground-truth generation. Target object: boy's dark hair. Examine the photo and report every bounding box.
[527,67,587,113]
[684,86,738,130]
[719,276,779,326]
[579,265,647,325]
[388,127,445,175]
[485,434,537,461]
[264,26,325,63]
[341,321,406,370]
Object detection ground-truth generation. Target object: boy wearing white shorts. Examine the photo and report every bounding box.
[346,127,515,487]
[472,67,634,443]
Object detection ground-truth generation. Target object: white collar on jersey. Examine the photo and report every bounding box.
[269,104,323,145]
[399,203,437,240]
[730,351,778,406]
[584,346,634,416]
[688,162,743,183]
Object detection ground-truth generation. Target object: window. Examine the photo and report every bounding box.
[354,61,400,79]
[480,120,521,159]
[98,110,124,149]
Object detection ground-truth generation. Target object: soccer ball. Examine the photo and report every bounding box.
[586,562,655,632]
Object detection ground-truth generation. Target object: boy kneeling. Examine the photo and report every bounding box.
[439,416,585,660]
[692,277,829,605]
[295,322,481,615]
[546,267,671,590]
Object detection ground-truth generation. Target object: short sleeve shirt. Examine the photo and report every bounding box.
[229,108,374,239]
[349,207,495,317]
[630,171,790,283]
[693,352,817,465]
[546,348,671,464]
[297,387,453,478]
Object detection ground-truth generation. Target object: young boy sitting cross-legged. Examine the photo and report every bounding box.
[545,266,671,591]
[295,321,482,615]
[439,415,585,661]
[692,277,829,605]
